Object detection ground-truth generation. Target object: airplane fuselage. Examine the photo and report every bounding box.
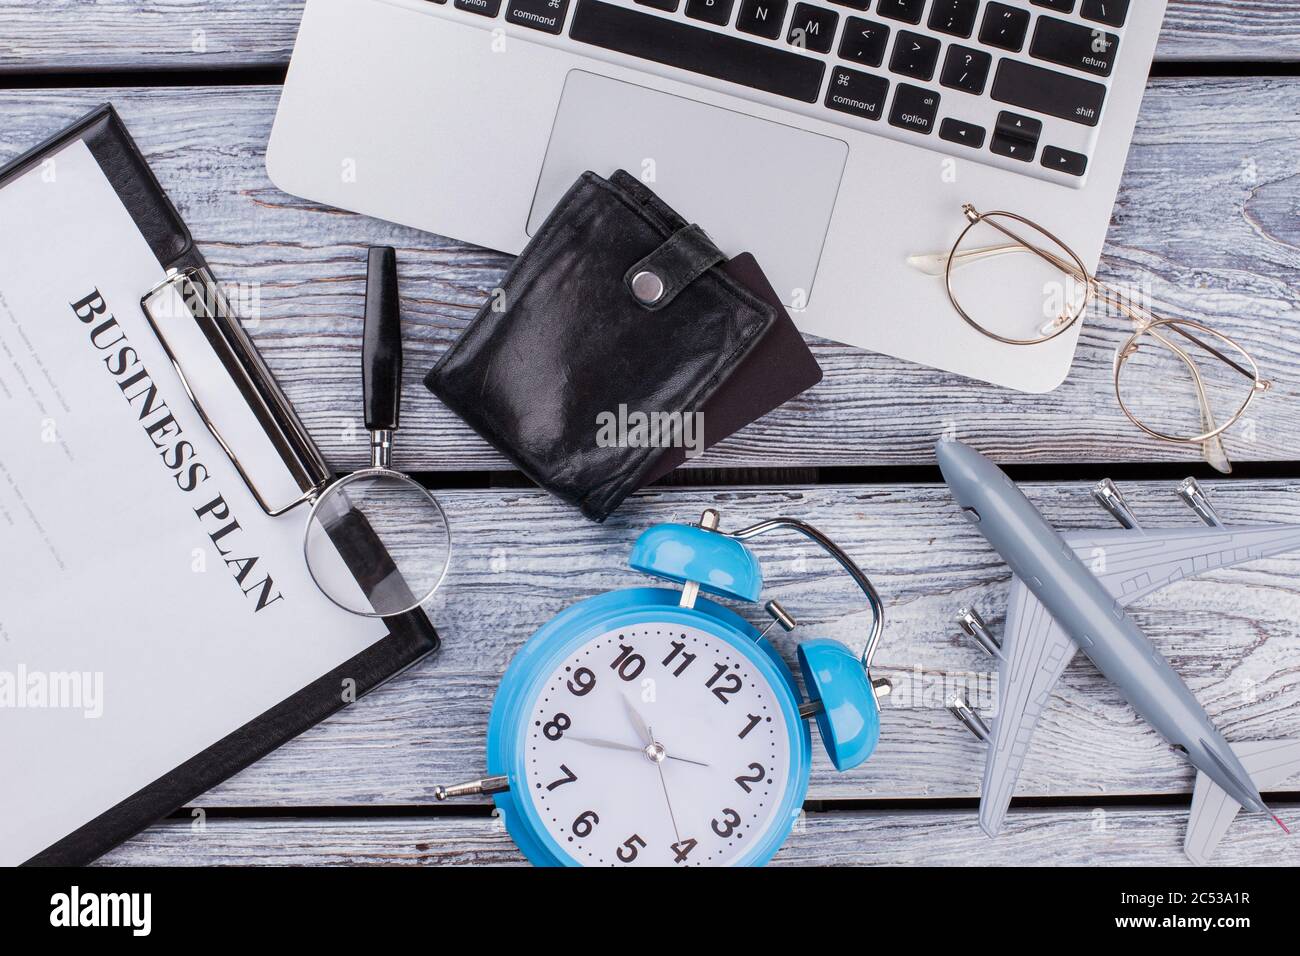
[937,440,1267,814]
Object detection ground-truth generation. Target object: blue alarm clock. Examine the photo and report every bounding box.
[435,508,890,866]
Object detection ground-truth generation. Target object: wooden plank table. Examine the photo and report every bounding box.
[3,1,1298,866]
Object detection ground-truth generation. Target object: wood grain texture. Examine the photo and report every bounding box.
[161,479,1300,809]
[2,1,1298,72]
[97,806,1300,866]
[1,81,1296,470]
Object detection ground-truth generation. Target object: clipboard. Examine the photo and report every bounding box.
[2,104,440,866]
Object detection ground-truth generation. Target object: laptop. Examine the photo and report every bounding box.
[267,0,1165,392]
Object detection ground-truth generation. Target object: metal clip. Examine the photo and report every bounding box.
[140,268,330,516]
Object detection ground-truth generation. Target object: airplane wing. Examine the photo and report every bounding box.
[978,522,1300,840]
[1184,739,1300,865]
[1062,524,1300,610]
[979,575,1077,836]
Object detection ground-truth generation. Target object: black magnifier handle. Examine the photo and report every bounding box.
[363,246,403,441]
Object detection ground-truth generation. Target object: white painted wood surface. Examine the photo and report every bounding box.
[97,806,1300,866]
[1,79,1296,470]
[2,1,1298,72]
[178,480,1300,810]
[5,2,1299,867]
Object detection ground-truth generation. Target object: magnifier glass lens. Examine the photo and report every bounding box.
[304,471,451,617]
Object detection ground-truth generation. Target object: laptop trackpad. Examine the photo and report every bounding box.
[528,71,848,307]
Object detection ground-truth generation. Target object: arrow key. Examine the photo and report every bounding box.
[995,110,1042,145]
[1042,145,1088,176]
[990,131,1035,162]
[939,117,986,148]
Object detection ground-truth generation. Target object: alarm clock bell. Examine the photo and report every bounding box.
[630,508,890,771]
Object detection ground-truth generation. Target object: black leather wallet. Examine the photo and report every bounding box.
[426,170,778,521]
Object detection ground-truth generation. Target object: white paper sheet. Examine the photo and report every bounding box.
[0,139,390,865]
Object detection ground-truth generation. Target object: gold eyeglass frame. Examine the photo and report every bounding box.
[933,203,1271,452]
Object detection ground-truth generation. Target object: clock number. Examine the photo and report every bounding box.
[735,762,765,794]
[610,643,646,681]
[705,663,743,704]
[711,808,742,838]
[542,712,571,741]
[616,833,647,863]
[671,838,698,863]
[546,764,577,791]
[567,667,596,697]
[662,639,697,677]
[572,809,600,838]
[738,714,762,739]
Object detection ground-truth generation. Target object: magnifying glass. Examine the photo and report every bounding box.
[302,247,451,617]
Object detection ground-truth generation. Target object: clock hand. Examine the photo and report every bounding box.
[663,751,711,768]
[568,735,645,755]
[621,694,654,749]
[650,725,682,844]
[570,735,711,768]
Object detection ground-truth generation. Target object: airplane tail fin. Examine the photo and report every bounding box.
[1184,739,1300,865]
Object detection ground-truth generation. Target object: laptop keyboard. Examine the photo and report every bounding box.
[425,0,1133,185]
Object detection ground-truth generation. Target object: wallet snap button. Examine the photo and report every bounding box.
[631,270,665,305]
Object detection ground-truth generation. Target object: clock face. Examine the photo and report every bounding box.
[520,621,795,866]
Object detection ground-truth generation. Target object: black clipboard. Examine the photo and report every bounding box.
[4,104,440,866]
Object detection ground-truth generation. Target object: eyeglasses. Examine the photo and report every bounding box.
[911,204,1271,473]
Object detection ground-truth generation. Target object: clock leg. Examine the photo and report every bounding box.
[433,774,511,800]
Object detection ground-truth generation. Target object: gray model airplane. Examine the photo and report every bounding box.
[936,439,1300,864]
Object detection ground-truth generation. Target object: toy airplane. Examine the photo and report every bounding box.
[936,439,1300,864]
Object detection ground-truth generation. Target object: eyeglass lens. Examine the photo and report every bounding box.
[947,213,1090,345]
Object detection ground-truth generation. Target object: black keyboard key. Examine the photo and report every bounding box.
[991,57,1107,125]
[995,110,1041,144]
[1032,0,1074,10]
[940,44,991,93]
[456,0,503,15]
[839,17,890,67]
[570,0,825,102]
[826,66,890,120]
[1042,145,1088,175]
[506,0,571,32]
[736,0,789,38]
[979,2,1029,51]
[686,0,735,23]
[636,0,679,9]
[888,83,940,133]
[1031,16,1118,76]
[889,31,941,80]
[830,0,870,8]
[876,0,925,24]
[939,117,986,147]
[928,0,979,38]
[789,3,839,53]
[1081,0,1128,27]
[990,131,1035,161]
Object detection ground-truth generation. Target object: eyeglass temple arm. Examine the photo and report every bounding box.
[907,243,1026,276]
[908,240,1093,288]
